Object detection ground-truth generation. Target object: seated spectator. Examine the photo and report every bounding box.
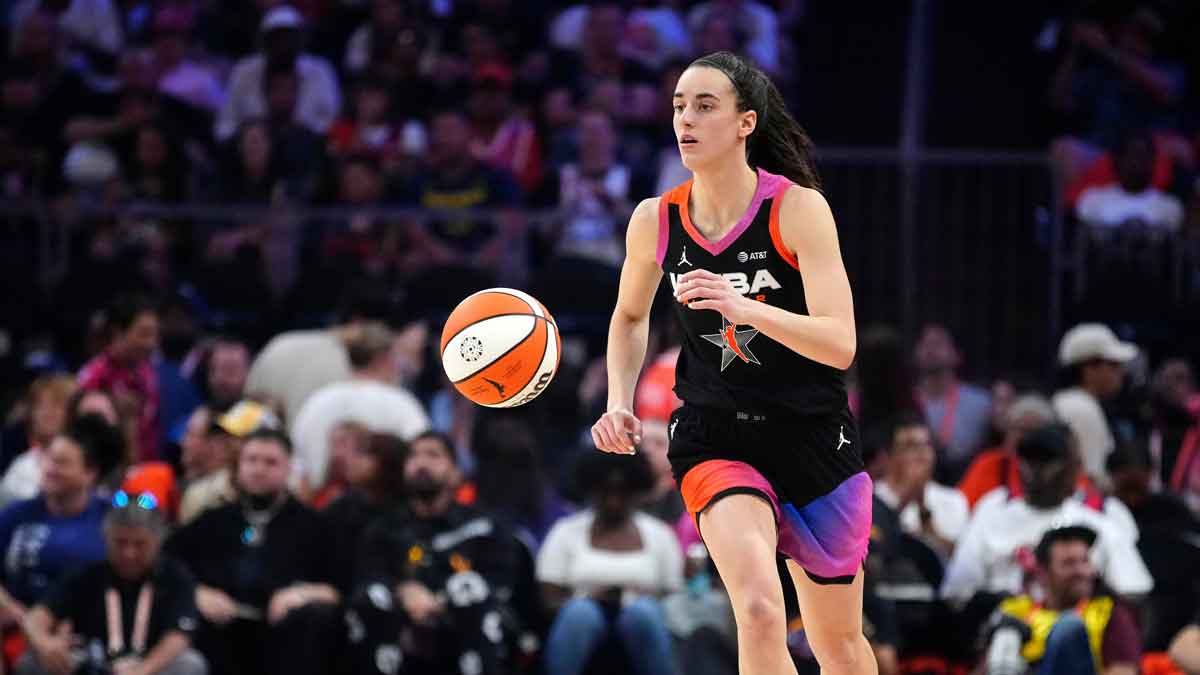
[17,491,207,675]
[259,62,326,201]
[343,0,416,75]
[1076,131,1184,233]
[399,108,524,280]
[0,375,77,505]
[305,420,369,508]
[468,64,542,194]
[1052,324,1137,486]
[245,281,395,423]
[151,4,225,114]
[327,73,424,174]
[959,394,1059,510]
[471,416,573,546]
[201,337,251,413]
[217,120,288,204]
[1048,7,1189,187]
[982,526,1141,675]
[291,322,430,497]
[0,417,123,628]
[350,428,540,675]
[1107,442,1200,652]
[686,0,781,74]
[67,389,137,494]
[179,400,280,524]
[78,294,162,462]
[912,323,993,483]
[537,451,680,675]
[322,432,406,590]
[215,5,341,142]
[1149,358,1198,489]
[873,413,969,558]
[166,429,341,675]
[123,123,189,203]
[536,110,639,270]
[941,424,1152,608]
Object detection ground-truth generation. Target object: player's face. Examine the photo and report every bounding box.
[672,66,755,171]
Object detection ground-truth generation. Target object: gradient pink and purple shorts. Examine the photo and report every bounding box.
[680,459,873,583]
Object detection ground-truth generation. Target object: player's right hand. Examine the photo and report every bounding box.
[592,408,642,455]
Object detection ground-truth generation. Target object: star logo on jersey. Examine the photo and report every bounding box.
[701,316,761,371]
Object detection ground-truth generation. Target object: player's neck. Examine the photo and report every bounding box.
[689,162,758,239]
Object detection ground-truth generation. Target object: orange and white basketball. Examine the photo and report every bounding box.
[440,288,561,408]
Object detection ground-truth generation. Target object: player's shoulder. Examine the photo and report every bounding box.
[625,196,662,250]
[777,183,830,215]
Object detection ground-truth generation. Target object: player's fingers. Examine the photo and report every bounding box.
[687,299,719,312]
[679,269,721,283]
[621,413,643,445]
[674,278,722,294]
[591,425,613,453]
[594,420,621,453]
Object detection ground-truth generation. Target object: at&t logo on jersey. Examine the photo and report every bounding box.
[668,269,782,296]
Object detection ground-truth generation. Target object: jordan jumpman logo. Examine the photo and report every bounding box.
[836,426,851,451]
[678,245,692,267]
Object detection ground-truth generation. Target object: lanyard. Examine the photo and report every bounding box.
[917,381,960,448]
[105,583,153,657]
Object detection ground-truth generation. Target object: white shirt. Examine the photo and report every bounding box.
[973,486,1139,543]
[291,379,430,487]
[1052,387,1115,482]
[1076,185,1183,231]
[537,510,683,599]
[246,330,351,424]
[875,480,970,543]
[215,53,342,141]
[940,496,1152,603]
[0,449,43,504]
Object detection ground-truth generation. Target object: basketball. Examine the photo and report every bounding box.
[440,288,561,408]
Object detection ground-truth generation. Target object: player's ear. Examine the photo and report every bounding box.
[738,110,757,139]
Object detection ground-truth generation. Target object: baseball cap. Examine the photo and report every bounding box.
[260,6,304,33]
[1035,523,1098,564]
[211,400,281,438]
[1016,423,1072,464]
[1058,323,1137,367]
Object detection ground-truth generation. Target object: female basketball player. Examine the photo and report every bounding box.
[592,51,877,675]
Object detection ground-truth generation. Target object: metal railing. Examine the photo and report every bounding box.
[12,148,1071,380]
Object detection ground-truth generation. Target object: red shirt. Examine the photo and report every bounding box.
[78,353,160,461]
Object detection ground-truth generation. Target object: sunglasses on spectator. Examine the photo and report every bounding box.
[112,490,159,511]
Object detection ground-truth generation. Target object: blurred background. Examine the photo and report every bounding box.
[1,1,1199,675]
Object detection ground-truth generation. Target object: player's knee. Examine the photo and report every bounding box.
[809,629,863,670]
[733,589,786,635]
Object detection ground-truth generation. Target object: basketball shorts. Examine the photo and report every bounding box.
[669,403,873,584]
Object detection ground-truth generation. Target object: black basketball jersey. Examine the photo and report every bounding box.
[656,168,847,416]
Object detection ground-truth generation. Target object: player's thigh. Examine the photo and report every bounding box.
[698,494,785,616]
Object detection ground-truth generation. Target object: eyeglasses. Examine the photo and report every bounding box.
[112,490,159,511]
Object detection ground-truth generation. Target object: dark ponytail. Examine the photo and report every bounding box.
[690,51,821,190]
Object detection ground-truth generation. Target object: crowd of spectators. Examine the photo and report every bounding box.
[1,1,1200,675]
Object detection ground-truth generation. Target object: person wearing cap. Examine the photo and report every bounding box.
[941,424,1152,608]
[178,400,280,525]
[958,394,1060,510]
[962,394,1140,543]
[214,5,340,142]
[1052,323,1138,485]
[982,525,1141,675]
[18,492,207,675]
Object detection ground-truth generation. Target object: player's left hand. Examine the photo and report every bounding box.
[674,269,756,325]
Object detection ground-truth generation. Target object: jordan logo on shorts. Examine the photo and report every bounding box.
[669,419,678,439]
[701,316,760,371]
[837,426,851,451]
[678,246,692,267]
